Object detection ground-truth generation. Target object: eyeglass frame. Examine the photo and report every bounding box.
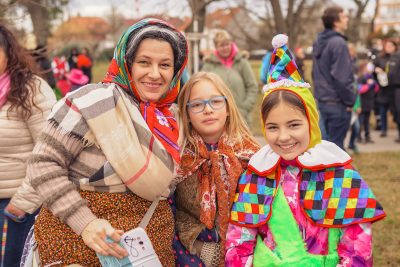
[187,95,227,113]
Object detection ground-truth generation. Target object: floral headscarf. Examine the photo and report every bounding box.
[103,18,188,163]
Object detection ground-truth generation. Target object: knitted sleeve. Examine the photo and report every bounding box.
[337,223,373,267]
[10,78,57,214]
[27,123,97,234]
[175,209,206,254]
[225,223,258,266]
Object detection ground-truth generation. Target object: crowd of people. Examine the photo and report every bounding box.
[312,7,400,153]
[31,46,93,100]
[0,5,395,267]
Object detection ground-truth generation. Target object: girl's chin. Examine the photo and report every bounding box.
[280,155,297,160]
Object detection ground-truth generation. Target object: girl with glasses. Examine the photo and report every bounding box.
[173,72,259,266]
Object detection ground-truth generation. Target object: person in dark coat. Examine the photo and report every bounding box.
[357,62,379,143]
[312,6,355,150]
[380,41,400,142]
[31,45,56,88]
[374,40,398,139]
[67,47,79,69]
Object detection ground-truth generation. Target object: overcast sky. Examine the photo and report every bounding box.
[66,0,376,19]
[11,0,376,32]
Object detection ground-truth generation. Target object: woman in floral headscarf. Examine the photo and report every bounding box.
[26,18,188,266]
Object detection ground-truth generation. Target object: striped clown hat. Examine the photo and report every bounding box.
[263,34,311,92]
[261,34,321,149]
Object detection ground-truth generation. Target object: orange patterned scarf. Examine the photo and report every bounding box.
[178,132,259,247]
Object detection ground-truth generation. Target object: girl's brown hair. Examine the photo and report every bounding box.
[0,25,40,119]
[178,72,256,153]
[261,89,307,123]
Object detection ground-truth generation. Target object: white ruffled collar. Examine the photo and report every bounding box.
[248,140,351,175]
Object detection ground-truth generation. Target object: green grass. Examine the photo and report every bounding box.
[92,61,109,83]
[352,152,400,266]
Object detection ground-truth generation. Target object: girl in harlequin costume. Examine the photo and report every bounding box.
[225,35,386,267]
[173,72,260,266]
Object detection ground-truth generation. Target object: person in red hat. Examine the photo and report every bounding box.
[66,68,89,92]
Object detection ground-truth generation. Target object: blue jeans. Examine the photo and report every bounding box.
[318,102,352,150]
[0,199,36,267]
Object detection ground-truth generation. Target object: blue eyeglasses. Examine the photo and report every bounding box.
[187,96,227,113]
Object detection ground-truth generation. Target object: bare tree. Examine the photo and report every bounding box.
[348,0,371,44]
[229,0,322,48]
[106,5,125,43]
[370,0,379,33]
[5,0,69,46]
[187,0,221,32]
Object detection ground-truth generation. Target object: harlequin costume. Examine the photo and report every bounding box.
[225,35,385,267]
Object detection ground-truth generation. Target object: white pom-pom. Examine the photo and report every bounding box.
[272,34,288,49]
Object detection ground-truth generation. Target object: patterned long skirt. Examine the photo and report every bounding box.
[34,191,175,266]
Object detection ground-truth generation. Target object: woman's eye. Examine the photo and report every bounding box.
[161,63,171,68]
[289,123,301,128]
[266,126,277,130]
[138,60,149,65]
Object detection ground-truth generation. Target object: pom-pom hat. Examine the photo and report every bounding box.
[262,34,321,149]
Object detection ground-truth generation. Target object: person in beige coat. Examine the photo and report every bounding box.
[0,25,56,266]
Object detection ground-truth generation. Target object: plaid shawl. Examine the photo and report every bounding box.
[102,18,188,163]
[48,83,176,201]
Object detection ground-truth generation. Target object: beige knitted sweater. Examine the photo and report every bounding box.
[0,77,56,213]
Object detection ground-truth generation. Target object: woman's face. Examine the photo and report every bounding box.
[0,47,8,75]
[264,101,310,160]
[131,39,174,102]
[187,80,228,144]
[215,39,232,59]
[384,42,396,54]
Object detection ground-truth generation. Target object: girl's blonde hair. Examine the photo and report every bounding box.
[213,29,231,46]
[178,72,256,153]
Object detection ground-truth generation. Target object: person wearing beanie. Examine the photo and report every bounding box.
[225,34,385,267]
[312,6,355,150]
[20,18,188,266]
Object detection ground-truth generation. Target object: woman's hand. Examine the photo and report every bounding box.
[5,203,26,217]
[4,203,27,222]
[81,218,128,259]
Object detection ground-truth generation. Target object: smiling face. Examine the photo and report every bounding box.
[130,39,174,102]
[215,39,232,59]
[188,79,228,143]
[384,41,396,55]
[264,101,310,160]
